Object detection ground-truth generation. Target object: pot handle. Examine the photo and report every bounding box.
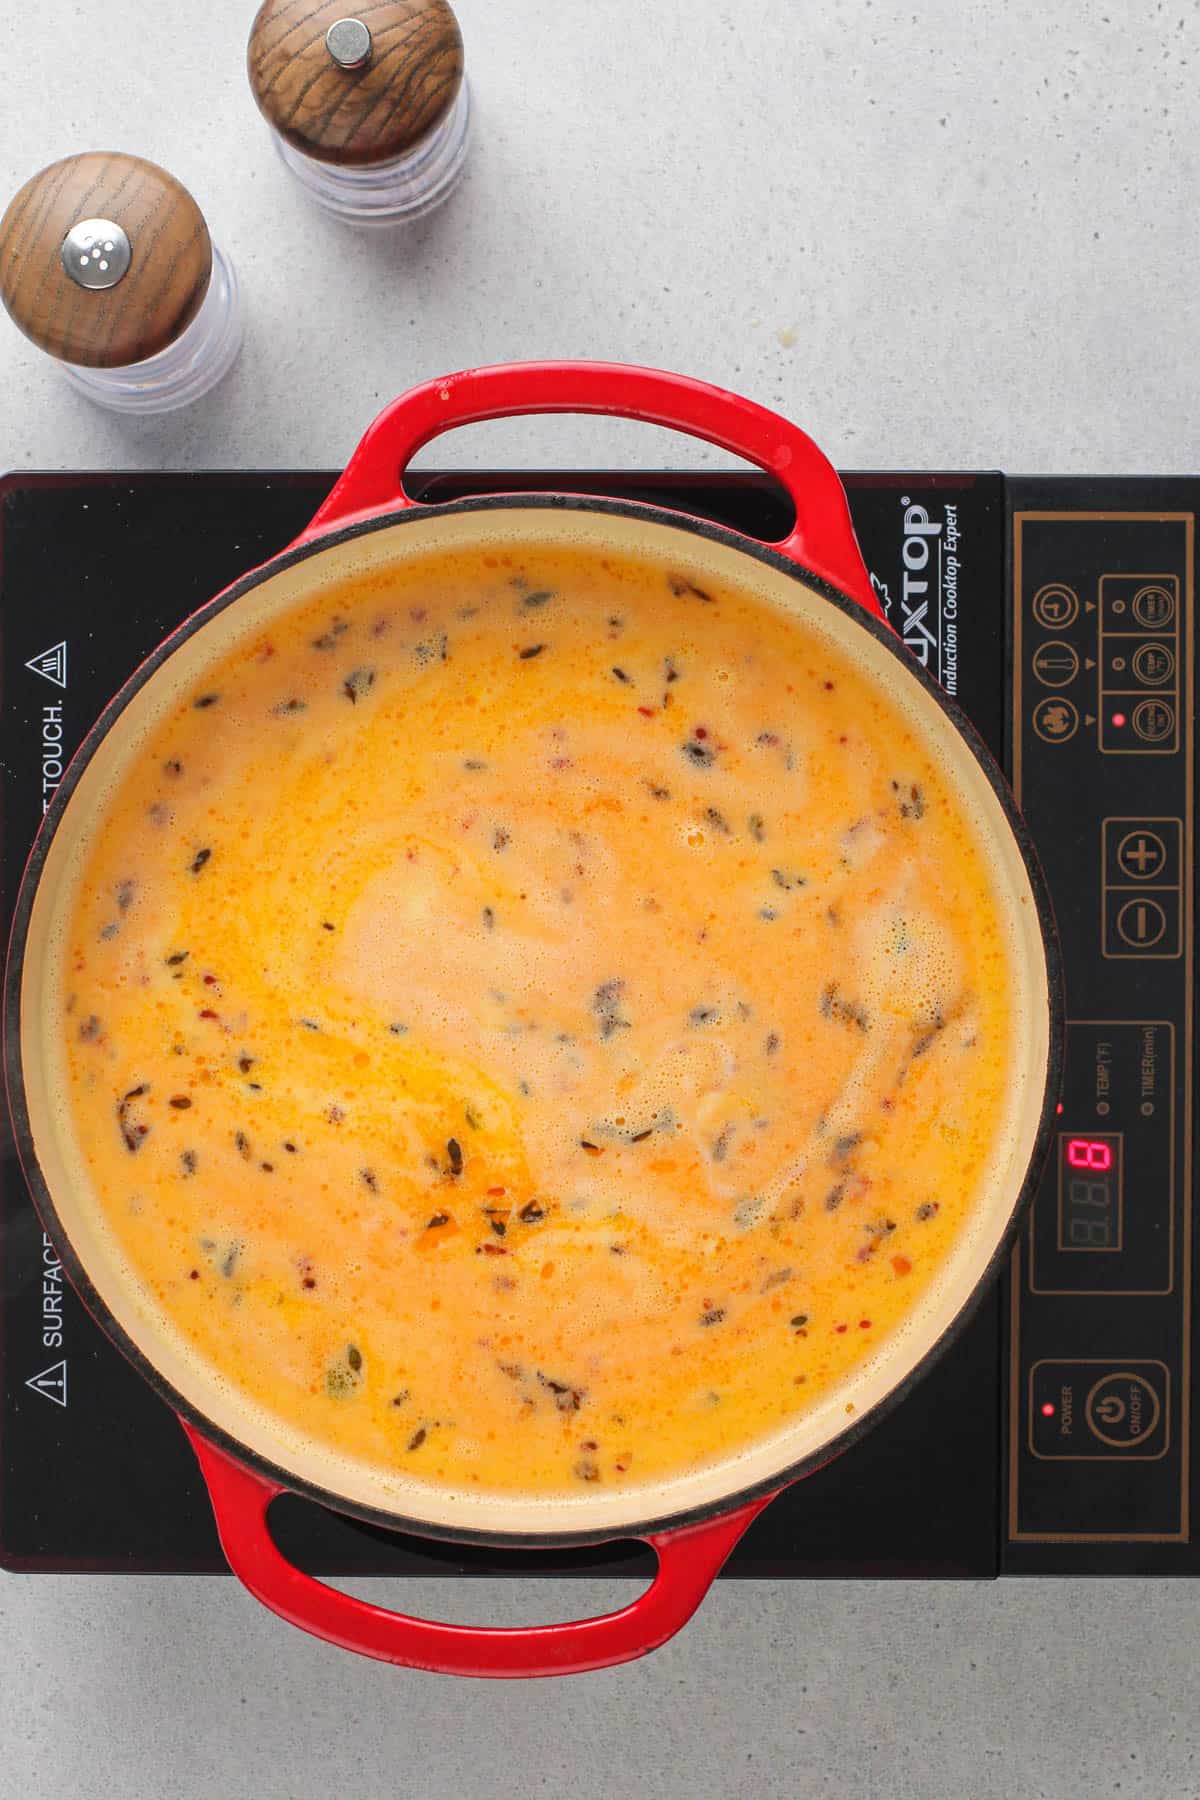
[301,361,881,618]
[185,1424,775,1679]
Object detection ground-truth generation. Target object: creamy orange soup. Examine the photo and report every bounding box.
[57,543,1016,1496]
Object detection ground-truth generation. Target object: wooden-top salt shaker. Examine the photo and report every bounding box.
[0,153,243,414]
[248,0,470,226]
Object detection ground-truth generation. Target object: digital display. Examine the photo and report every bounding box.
[1057,1132,1123,1251]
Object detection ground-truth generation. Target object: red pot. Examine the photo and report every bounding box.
[5,362,1062,1677]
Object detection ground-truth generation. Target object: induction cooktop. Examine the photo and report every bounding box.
[0,466,1193,1578]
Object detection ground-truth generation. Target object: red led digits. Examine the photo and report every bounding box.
[1067,1138,1113,1172]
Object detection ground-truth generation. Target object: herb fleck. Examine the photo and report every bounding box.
[592,979,630,1040]
[116,1084,150,1153]
[190,847,212,875]
[681,738,715,768]
[668,574,714,602]
[820,983,870,1032]
[538,1373,584,1412]
[311,620,349,651]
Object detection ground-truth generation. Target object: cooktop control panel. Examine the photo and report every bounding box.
[1006,486,1195,1564]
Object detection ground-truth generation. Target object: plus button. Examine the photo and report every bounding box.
[1115,827,1168,883]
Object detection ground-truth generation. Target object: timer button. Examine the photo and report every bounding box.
[1132,583,1176,630]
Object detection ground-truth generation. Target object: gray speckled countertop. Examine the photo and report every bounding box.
[1,2,1197,1794]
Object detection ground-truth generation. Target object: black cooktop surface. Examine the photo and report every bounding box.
[0,467,1193,1577]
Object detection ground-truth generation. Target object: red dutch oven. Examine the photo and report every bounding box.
[4,362,1063,1677]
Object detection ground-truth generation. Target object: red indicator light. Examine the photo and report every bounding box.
[1112,711,1127,727]
[1055,1102,1063,1115]
[1067,1137,1113,1172]
[1041,1402,1055,1417]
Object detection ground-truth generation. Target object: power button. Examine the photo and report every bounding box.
[1030,1359,1169,1460]
[1085,1371,1162,1448]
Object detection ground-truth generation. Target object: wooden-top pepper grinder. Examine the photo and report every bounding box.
[0,153,243,414]
[248,0,470,226]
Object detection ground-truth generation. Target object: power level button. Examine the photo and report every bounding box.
[1130,698,1176,745]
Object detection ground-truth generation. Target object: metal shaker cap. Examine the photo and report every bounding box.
[248,0,464,167]
[0,153,212,367]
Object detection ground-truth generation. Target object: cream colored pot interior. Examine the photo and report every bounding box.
[18,505,1052,1538]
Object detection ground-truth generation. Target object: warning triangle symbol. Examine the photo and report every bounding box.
[25,640,67,689]
[25,1359,68,1407]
